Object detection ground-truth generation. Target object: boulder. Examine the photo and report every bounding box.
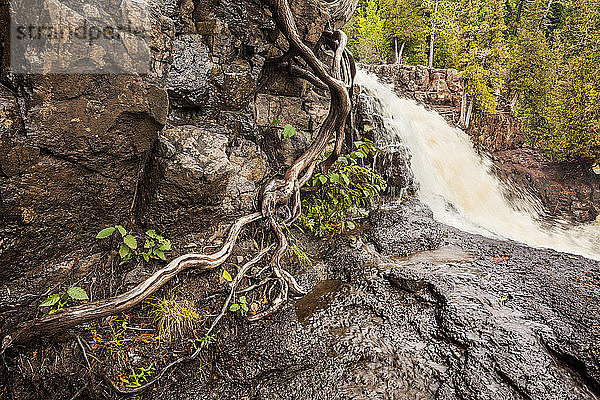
[142,124,268,233]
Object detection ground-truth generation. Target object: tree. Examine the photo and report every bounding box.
[2,0,358,393]
[347,0,390,63]
[506,30,556,143]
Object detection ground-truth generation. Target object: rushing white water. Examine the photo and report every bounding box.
[357,70,600,261]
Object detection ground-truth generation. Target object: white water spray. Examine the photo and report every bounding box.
[357,70,600,260]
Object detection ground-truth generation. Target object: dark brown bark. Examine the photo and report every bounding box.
[513,0,526,35]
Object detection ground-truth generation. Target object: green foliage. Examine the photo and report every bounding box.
[229,296,249,314]
[543,47,600,164]
[194,334,217,349]
[267,120,298,140]
[145,288,201,342]
[97,226,172,264]
[299,140,386,237]
[346,0,391,63]
[506,30,556,141]
[507,0,600,165]
[282,124,297,139]
[346,0,600,165]
[142,230,172,261]
[282,225,313,267]
[122,363,155,388]
[40,286,89,314]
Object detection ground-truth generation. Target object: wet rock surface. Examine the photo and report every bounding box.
[152,199,600,400]
[494,148,600,223]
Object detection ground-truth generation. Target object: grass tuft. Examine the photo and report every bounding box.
[145,288,201,343]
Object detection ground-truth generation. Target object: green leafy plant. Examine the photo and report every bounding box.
[282,124,296,139]
[122,363,155,388]
[194,333,217,350]
[267,120,297,139]
[282,225,313,267]
[141,230,172,262]
[40,286,89,314]
[96,226,171,264]
[298,139,386,237]
[145,288,200,343]
[229,296,249,314]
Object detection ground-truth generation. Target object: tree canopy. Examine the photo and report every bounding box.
[345,0,600,166]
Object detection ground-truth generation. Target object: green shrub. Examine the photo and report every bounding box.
[298,140,386,237]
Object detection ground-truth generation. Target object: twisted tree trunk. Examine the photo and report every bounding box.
[2,0,354,351]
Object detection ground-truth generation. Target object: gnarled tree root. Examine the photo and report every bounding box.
[97,244,274,395]
[1,212,262,351]
[2,0,355,394]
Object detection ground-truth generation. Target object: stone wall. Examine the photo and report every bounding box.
[361,63,524,152]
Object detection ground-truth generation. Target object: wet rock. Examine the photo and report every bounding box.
[161,200,600,400]
[142,123,268,232]
[167,34,213,106]
[354,87,415,196]
[0,74,168,285]
[493,148,600,222]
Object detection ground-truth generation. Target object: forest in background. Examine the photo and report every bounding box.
[344,0,600,166]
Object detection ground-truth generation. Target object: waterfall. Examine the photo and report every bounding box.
[357,70,600,261]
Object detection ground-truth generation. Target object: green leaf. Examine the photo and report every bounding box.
[146,229,157,238]
[341,174,350,185]
[241,304,249,312]
[115,225,126,237]
[229,304,240,312]
[282,124,296,139]
[156,250,166,261]
[158,240,171,251]
[119,243,130,258]
[239,296,247,304]
[329,173,340,184]
[318,175,328,185]
[268,119,282,130]
[67,286,89,300]
[96,227,115,239]
[338,156,348,165]
[222,270,233,282]
[142,253,150,262]
[124,235,137,249]
[40,293,61,307]
[346,220,356,230]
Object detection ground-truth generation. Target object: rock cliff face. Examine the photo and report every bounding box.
[1,2,600,400]
[494,148,600,223]
[0,0,355,295]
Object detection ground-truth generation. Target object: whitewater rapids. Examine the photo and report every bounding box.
[357,70,600,261]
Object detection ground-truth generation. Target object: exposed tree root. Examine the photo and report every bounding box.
[1,0,355,393]
[1,212,262,350]
[97,245,274,395]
